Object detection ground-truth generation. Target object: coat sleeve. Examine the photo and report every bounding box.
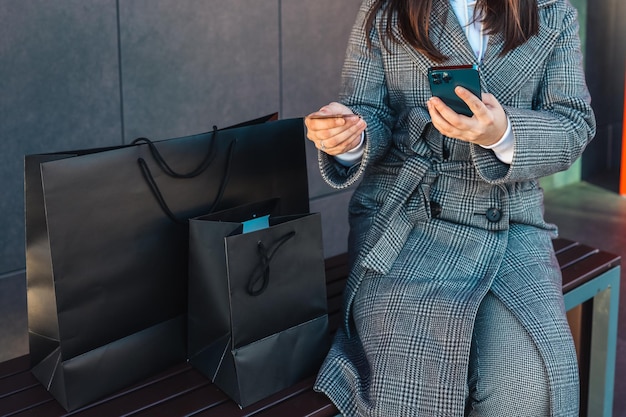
[472,1,596,184]
[318,0,397,189]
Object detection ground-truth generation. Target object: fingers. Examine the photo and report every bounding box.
[310,117,365,154]
[319,102,351,116]
[427,87,481,120]
[454,86,485,116]
[305,103,366,155]
[427,88,507,147]
[305,102,352,133]
[327,130,364,154]
[427,95,484,143]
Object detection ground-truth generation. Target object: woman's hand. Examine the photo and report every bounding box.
[427,87,507,147]
[305,102,366,156]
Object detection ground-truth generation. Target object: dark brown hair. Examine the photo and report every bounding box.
[366,0,539,62]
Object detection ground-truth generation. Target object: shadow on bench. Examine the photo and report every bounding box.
[0,238,619,417]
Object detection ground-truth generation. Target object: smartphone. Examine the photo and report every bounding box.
[428,65,481,117]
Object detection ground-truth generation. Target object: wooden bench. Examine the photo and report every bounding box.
[557,239,621,417]
[0,238,620,417]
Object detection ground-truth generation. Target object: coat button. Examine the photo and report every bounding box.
[430,201,442,218]
[486,208,502,222]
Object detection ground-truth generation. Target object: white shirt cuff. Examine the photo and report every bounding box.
[480,118,514,164]
[334,133,365,167]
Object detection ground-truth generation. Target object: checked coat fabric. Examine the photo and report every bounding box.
[313,0,596,416]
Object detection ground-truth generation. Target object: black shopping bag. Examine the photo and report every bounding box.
[188,200,330,408]
[25,115,309,411]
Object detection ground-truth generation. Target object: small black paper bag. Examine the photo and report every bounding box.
[187,200,330,407]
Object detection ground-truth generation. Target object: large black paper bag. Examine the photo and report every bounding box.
[25,116,309,411]
[188,200,330,407]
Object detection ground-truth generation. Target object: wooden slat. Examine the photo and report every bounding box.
[71,369,209,417]
[561,250,621,292]
[128,384,229,417]
[555,243,600,270]
[552,239,620,292]
[0,371,39,399]
[252,390,338,417]
[0,357,30,380]
[190,376,318,417]
[9,397,65,417]
[0,386,55,417]
[552,238,577,254]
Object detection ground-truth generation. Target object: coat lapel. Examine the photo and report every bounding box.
[429,1,479,66]
[469,0,561,104]
[481,0,560,104]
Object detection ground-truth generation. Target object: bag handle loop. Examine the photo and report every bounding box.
[132,126,220,179]
[247,230,296,296]
[137,139,237,224]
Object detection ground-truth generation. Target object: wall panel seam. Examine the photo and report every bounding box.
[116,0,126,145]
[278,0,283,118]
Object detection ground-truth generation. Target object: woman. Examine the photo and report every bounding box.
[305,0,595,415]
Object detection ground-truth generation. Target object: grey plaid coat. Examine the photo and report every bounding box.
[313,0,595,416]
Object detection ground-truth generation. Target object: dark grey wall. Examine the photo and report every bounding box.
[0,0,361,275]
[0,0,361,361]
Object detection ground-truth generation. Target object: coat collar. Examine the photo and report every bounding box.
[390,0,561,105]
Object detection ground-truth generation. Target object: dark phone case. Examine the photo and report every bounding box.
[428,65,481,117]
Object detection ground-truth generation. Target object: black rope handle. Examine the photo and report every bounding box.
[132,126,219,179]
[137,139,237,224]
[247,230,297,296]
